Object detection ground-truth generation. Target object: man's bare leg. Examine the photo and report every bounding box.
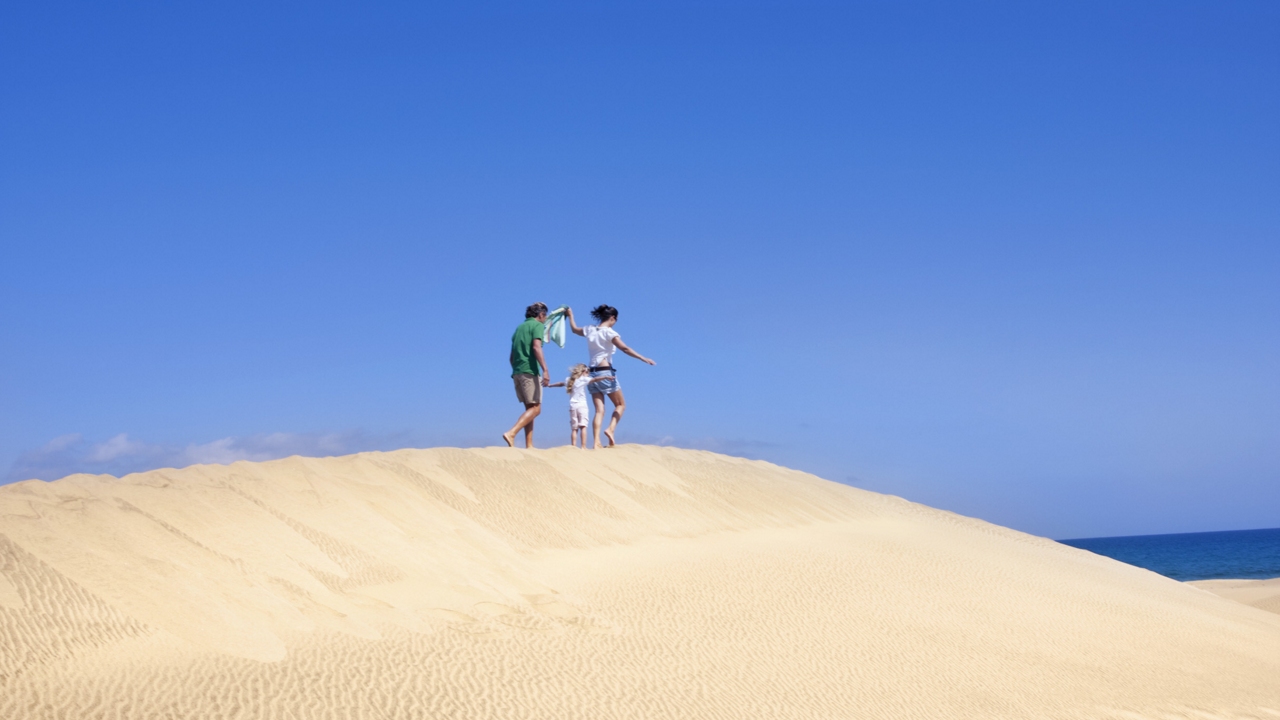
[602,390,626,447]
[591,394,606,448]
[503,404,541,447]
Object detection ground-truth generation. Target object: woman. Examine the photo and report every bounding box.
[566,304,656,448]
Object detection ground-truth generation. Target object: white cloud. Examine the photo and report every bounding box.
[5,430,403,483]
[180,437,246,466]
[3,429,769,484]
[41,433,85,452]
[85,434,156,462]
[176,433,363,467]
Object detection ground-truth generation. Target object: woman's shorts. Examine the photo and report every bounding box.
[587,368,619,394]
[569,403,589,429]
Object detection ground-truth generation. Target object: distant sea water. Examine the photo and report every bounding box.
[1059,527,1280,582]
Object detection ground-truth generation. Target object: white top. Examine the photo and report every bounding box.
[584,325,619,368]
[567,375,590,406]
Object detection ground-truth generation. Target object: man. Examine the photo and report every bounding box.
[503,302,551,448]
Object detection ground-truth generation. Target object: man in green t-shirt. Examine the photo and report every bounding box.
[503,302,551,448]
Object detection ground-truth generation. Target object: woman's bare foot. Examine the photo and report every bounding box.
[502,432,515,447]
[602,428,615,447]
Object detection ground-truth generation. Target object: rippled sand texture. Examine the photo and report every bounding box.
[1,446,1278,719]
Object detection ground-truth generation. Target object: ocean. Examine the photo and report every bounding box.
[1059,527,1280,581]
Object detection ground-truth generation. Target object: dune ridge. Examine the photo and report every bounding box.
[1,445,1277,719]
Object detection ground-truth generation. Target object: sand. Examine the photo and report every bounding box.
[1190,577,1280,616]
[0,446,1277,719]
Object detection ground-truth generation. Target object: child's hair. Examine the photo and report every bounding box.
[590,304,618,322]
[566,363,589,394]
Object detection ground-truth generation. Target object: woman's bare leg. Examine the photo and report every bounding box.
[591,393,607,448]
[602,390,626,447]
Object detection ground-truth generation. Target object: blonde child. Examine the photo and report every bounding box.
[545,364,592,448]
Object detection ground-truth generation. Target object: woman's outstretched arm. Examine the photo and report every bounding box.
[567,307,586,336]
[612,336,656,365]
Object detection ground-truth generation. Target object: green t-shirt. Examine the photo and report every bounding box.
[510,317,545,377]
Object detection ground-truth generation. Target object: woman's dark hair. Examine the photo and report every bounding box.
[525,302,548,319]
[590,304,618,322]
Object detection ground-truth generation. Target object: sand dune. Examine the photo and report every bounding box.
[1,446,1277,719]
[1190,577,1280,616]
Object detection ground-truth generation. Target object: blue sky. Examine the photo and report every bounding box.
[2,1,1277,539]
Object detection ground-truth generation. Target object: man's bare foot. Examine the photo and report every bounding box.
[602,428,615,447]
[502,432,515,447]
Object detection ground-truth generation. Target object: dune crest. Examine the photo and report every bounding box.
[1,445,1277,719]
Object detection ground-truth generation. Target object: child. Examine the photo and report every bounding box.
[545,364,592,448]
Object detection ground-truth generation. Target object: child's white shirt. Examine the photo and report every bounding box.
[567,376,590,406]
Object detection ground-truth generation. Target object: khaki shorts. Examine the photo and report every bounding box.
[513,373,542,406]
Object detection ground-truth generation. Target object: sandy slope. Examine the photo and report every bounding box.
[1190,577,1280,616]
[0,446,1277,719]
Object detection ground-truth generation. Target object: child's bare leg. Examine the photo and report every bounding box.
[591,394,606,448]
[602,390,626,447]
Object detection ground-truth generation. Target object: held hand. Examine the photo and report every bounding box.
[541,376,550,387]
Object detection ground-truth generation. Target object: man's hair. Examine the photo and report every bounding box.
[590,304,618,322]
[525,302,549,319]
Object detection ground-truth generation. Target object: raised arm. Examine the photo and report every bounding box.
[612,335,656,366]
[567,307,586,336]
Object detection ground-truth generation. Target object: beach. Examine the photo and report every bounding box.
[1,445,1277,719]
